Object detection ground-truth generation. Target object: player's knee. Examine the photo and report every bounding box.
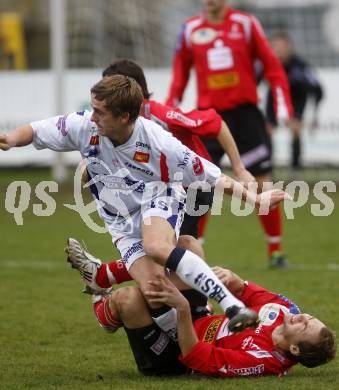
[177,235,203,257]
[115,286,144,316]
[177,234,195,249]
[143,241,170,264]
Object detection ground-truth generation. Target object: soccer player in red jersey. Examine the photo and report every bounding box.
[89,266,335,377]
[166,0,294,268]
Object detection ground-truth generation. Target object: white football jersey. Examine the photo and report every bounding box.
[31,111,221,228]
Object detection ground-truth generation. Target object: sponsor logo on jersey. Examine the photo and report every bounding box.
[90,135,99,145]
[191,27,217,45]
[178,149,191,169]
[135,141,151,150]
[192,156,204,176]
[228,24,243,40]
[56,114,69,136]
[203,318,223,344]
[228,364,265,376]
[241,336,261,350]
[246,350,272,359]
[258,303,289,328]
[125,162,154,176]
[165,110,199,127]
[76,111,85,116]
[207,72,240,89]
[133,151,150,163]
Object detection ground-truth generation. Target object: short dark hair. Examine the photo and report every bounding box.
[271,30,291,42]
[90,74,143,123]
[296,326,336,368]
[102,59,151,99]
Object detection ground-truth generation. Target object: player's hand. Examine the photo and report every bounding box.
[234,167,255,187]
[145,274,189,310]
[256,189,292,211]
[0,132,13,151]
[212,267,245,297]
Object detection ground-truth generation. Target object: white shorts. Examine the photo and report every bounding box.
[109,192,186,270]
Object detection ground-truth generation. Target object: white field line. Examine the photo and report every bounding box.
[0,260,63,269]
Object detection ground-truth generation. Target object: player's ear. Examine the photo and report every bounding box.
[120,112,130,124]
[290,344,300,356]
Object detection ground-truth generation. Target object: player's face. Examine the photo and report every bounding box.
[271,37,292,64]
[90,94,126,137]
[282,313,325,346]
[203,0,227,14]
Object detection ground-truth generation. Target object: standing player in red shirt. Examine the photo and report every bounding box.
[166,0,294,268]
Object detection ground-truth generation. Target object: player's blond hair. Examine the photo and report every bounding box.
[91,74,143,123]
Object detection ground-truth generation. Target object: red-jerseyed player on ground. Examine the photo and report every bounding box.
[69,254,336,377]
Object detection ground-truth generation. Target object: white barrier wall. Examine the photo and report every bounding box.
[0,68,339,166]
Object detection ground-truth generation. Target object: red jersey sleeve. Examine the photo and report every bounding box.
[239,282,301,314]
[166,23,193,107]
[150,100,221,138]
[179,341,285,378]
[250,16,293,121]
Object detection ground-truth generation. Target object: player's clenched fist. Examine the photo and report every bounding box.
[0,132,13,151]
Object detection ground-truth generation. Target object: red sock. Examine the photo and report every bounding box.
[198,213,209,238]
[95,259,133,288]
[258,205,283,257]
[93,296,122,331]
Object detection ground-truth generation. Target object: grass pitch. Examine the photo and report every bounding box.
[0,168,338,389]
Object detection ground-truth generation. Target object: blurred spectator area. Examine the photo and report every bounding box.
[0,0,49,69]
[0,0,338,69]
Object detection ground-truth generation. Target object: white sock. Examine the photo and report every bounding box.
[150,307,177,341]
[167,248,244,312]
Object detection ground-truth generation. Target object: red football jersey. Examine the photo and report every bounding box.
[142,99,221,161]
[179,282,300,378]
[166,7,293,121]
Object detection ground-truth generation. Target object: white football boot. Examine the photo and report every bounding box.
[65,238,111,295]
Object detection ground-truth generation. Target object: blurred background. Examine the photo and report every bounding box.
[0,0,338,181]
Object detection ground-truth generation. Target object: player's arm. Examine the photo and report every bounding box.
[166,24,193,107]
[216,121,254,183]
[0,124,34,151]
[211,267,245,298]
[164,134,291,209]
[146,274,199,356]
[179,341,282,377]
[216,173,291,211]
[162,104,253,182]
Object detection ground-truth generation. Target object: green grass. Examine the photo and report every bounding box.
[0,168,338,389]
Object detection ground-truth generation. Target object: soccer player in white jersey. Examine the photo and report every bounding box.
[0,75,290,337]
